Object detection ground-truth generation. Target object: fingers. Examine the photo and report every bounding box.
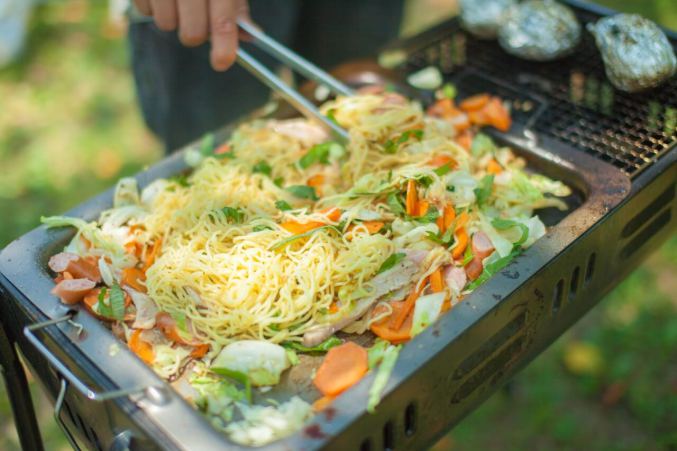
[134,0,152,16]
[150,0,178,31]
[209,0,240,71]
[177,0,208,47]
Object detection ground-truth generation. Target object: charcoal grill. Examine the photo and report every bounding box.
[1,2,675,450]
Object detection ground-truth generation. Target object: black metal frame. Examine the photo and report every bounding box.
[1,1,675,450]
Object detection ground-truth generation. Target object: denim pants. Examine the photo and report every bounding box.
[129,0,404,152]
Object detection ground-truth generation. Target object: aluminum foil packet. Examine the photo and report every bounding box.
[498,0,581,61]
[588,14,677,93]
[459,0,517,39]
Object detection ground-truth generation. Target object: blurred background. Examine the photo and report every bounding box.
[0,0,675,450]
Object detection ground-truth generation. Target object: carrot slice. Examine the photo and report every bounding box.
[145,237,163,268]
[405,179,417,216]
[190,344,210,359]
[129,330,154,364]
[443,205,457,230]
[392,278,427,331]
[430,268,445,293]
[370,300,414,344]
[436,215,445,234]
[487,159,503,175]
[427,98,455,117]
[417,200,430,217]
[356,221,385,234]
[452,228,469,259]
[456,131,473,151]
[313,342,369,397]
[460,93,490,112]
[468,109,490,126]
[121,267,147,293]
[214,143,231,155]
[428,154,455,169]
[484,97,512,132]
[312,395,336,412]
[320,207,341,222]
[307,174,325,188]
[455,211,469,230]
[280,221,325,234]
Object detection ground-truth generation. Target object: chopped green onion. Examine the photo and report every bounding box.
[286,185,319,201]
[275,200,293,211]
[252,161,272,176]
[283,336,342,353]
[377,252,406,274]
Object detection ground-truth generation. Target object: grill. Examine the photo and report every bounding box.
[1,2,675,450]
[402,0,677,177]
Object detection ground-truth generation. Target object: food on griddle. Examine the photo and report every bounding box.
[42,90,570,445]
[587,14,677,93]
[498,0,582,61]
[459,0,517,39]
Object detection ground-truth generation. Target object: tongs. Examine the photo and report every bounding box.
[236,20,353,141]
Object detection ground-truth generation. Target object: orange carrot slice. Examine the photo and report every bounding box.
[392,277,427,330]
[443,205,457,230]
[487,158,503,175]
[145,237,163,268]
[312,395,336,412]
[319,207,341,222]
[484,97,512,132]
[460,93,490,112]
[280,221,325,234]
[121,267,147,293]
[129,330,154,364]
[417,200,430,217]
[452,228,469,259]
[313,342,369,397]
[307,174,325,187]
[370,300,414,344]
[190,344,210,359]
[428,154,456,168]
[406,179,417,216]
[456,131,474,151]
[430,268,445,293]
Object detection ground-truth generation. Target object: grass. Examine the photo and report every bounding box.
[0,1,675,450]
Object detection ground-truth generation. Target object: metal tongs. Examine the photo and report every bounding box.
[236,20,353,141]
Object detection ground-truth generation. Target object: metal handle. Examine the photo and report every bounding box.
[23,314,161,402]
[54,378,82,451]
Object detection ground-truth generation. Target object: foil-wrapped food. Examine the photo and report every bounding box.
[588,14,677,93]
[498,0,582,61]
[459,0,517,39]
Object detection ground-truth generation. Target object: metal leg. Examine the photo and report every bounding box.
[0,320,45,451]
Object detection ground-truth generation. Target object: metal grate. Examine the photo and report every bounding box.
[402,10,677,177]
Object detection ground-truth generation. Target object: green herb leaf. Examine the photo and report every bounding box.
[221,206,245,223]
[377,252,406,274]
[200,133,215,156]
[269,225,338,251]
[275,200,293,211]
[442,83,457,99]
[326,109,338,125]
[252,161,272,176]
[466,247,521,291]
[434,163,453,177]
[491,218,529,246]
[474,175,494,207]
[416,175,433,188]
[109,284,126,321]
[383,139,397,154]
[299,142,337,169]
[383,130,423,154]
[461,245,474,266]
[171,311,188,333]
[252,224,272,232]
[211,367,252,404]
[169,174,190,187]
[386,192,405,215]
[415,205,439,224]
[470,133,496,157]
[285,348,300,366]
[286,185,319,201]
[97,287,110,317]
[273,177,284,187]
[283,336,342,353]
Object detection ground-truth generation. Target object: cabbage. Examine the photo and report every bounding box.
[225,397,312,446]
[113,177,140,207]
[152,344,192,379]
[411,292,445,336]
[477,213,514,257]
[367,343,400,413]
[211,341,290,386]
[516,216,546,247]
[445,170,478,206]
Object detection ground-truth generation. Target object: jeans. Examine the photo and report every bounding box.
[129,0,404,152]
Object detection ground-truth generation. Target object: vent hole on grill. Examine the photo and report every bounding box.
[569,267,580,300]
[552,279,564,315]
[585,253,596,285]
[383,420,395,451]
[360,438,372,451]
[404,402,417,437]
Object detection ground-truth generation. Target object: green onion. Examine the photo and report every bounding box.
[283,336,342,353]
[252,161,272,176]
[377,252,406,274]
[275,200,293,211]
[211,367,252,404]
[474,175,494,207]
[286,185,319,201]
[491,218,529,246]
[221,206,245,223]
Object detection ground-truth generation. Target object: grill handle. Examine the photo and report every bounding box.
[54,378,82,451]
[23,314,167,403]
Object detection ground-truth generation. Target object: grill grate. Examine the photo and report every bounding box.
[402,11,677,177]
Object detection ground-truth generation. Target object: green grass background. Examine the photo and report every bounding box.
[0,1,675,450]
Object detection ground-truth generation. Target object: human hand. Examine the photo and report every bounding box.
[133,0,251,71]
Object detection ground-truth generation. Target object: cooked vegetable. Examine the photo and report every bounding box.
[367,343,400,413]
[313,342,369,396]
[212,340,290,387]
